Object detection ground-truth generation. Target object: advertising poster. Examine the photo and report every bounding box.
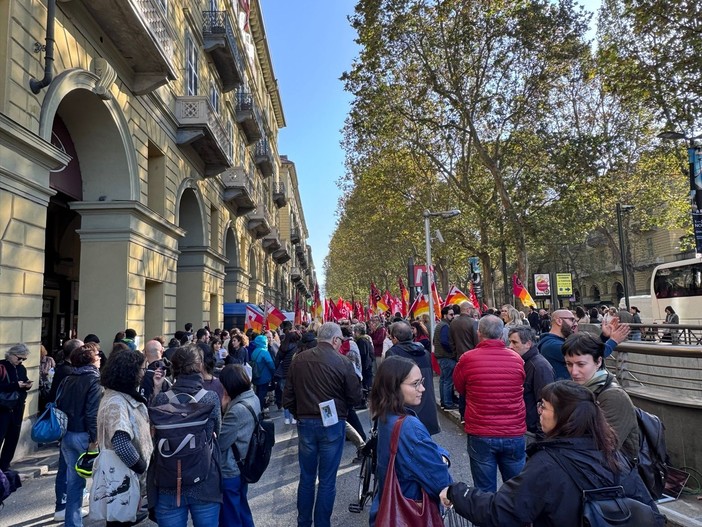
[533,273,551,297]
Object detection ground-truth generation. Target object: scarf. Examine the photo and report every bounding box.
[584,369,611,393]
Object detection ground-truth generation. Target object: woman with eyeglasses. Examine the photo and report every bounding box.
[440,381,661,527]
[0,343,33,472]
[368,356,452,527]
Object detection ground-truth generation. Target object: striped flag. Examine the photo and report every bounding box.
[244,304,264,333]
[265,301,286,331]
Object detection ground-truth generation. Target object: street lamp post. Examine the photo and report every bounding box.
[658,131,702,256]
[616,203,635,309]
[423,209,461,340]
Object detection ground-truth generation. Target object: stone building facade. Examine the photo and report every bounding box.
[0,0,315,456]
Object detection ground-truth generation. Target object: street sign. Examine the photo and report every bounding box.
[413,265,426,287]
[533,273,551,297]
[556,273,573,297]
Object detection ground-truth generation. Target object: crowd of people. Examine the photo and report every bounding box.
[0,299,667,526]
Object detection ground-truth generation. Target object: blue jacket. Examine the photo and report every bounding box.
[369,412,452,526]
[539,333,619,381]
[251,335,274,386]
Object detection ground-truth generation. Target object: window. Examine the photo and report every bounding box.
[157,0,167,14]
[646,237,654,259]
[186,33,198,96]
[210,82,220,114]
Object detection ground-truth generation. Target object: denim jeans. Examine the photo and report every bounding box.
[467,434,526,492]
[255,383,269,410]
[437,358,457,406]
[155,492,221,527]
[220,476,254,527]
[296,418,346,527]
[54,447,67,512]
[278,378,292,420]
[61,431,89,527]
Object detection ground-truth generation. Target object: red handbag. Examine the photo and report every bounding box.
[375,415,444,526]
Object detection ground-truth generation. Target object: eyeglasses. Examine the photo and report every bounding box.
[14,356,27,362]
[537,400,551,414]
[403,377,425,390]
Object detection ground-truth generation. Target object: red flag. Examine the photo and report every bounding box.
[377,290,390,313]
[312,284,324,322]
[324,298,334,322]
[469,282,480,312]
[370,282,382,311]
[265,301,286,331]
[398,277,410,317]
[408,294,429,318]
[444,285,471,307]
[512,274,537,308]
[244,304,264,333]
[238,0,251,32]
[294,292,302,326]
[430,281,443,320]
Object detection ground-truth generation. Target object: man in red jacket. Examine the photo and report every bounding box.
[368,315,386,374]
[453,314,526,492]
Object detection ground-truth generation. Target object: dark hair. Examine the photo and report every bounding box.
[174,330,185,341]
[341,325,353,338]
[101,347,145,393]
[588,307,599,321]
[202,346,216,375]
[210,336,222,348]
[411,320,429,339]
[370,356,416,423]
[125,328,137,340]
[84,334,100,344]
[508,325,535,344]
[170,343,203,377]
[71,342,99,367]
[540,381,619,472]
[561,333,605,369]
[196,328,208,340]
[575,306,586,319]
[185,323,193,331]
[441,305,453,317]
[113,331,126,343]
[168,337,180,348]
[220,364,251,399]
[665,306,675,315]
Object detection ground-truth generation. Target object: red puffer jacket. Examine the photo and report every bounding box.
[453,339,526,437]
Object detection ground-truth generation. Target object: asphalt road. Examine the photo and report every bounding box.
[0,408,474,527]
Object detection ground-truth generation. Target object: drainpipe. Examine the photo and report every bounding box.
[29,0,57,94]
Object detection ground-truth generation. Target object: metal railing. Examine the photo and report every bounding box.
[135,0,175,62]
[201,11,245,77]
[236,88,265,131]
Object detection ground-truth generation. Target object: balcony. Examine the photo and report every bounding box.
[272,182,288,208]
[291,267,302,283]
[273,241,291,264]
[202,11,245,92]
[295,244,305,258]
[290,227,301,245]
[61,0,177,94]
[175,96,232,177]
[299,253,308,270]
[221,166,255,216]
[262,228,282,254]
[235,89,264,145]
[246,202,271,239]
[254,139,275,178]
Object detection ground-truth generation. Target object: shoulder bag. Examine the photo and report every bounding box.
[0,365,20,410]
[375,415,444,527]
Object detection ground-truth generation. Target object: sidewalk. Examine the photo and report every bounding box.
[10,385,702,527]
[430,376,702,527]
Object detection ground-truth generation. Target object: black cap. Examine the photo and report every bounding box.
[84,334,100,344]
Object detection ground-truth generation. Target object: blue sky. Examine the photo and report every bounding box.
[260,0,359,294]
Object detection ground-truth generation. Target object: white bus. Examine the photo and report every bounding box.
[650,257,702,324]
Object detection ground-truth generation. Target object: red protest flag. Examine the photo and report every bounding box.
[398,277,410,317]
[245,304,264,333]
[265,301,286,331]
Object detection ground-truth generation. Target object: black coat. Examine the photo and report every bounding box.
[56,365,102,442]
[522,345,555,434]
[448,437,659,527]
[385,341,440,435]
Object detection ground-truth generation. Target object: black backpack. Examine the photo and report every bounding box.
[636,407,670,500]
[149,389,215,493]
[595,376,671,500]
[547,450,666,527]
[231,400,275,483]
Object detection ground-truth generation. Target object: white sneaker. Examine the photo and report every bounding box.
[53,509,88,521]
[290,418,297,424]
[284,418,291,425]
